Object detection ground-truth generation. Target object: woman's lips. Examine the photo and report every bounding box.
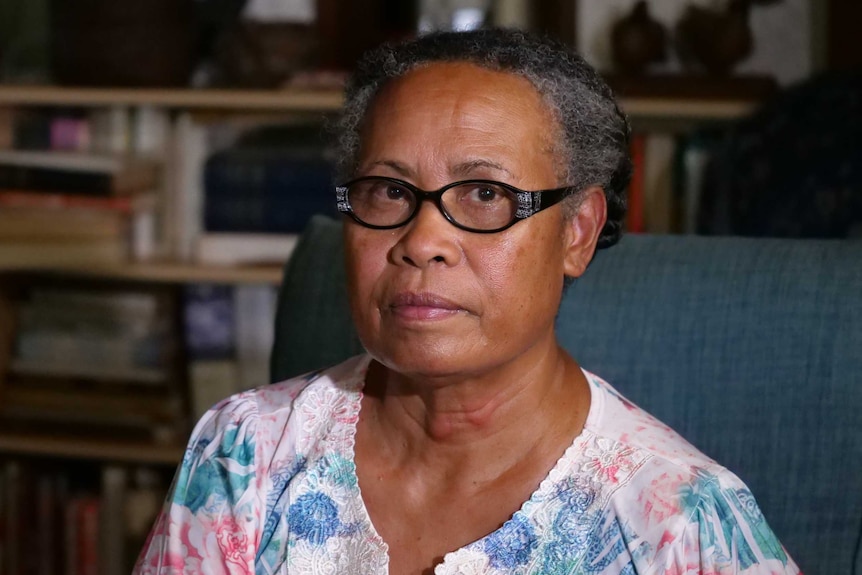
[388,292,466,321]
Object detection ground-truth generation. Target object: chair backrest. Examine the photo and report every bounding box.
[272,214,862,574]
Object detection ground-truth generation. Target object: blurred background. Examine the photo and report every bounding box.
[0,1,858,573]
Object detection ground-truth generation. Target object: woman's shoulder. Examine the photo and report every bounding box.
[186,354,370,470]
[580,369,723,473]
[205,354,369,423]
[558,372,798,572]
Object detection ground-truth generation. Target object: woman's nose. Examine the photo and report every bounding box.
[390,201,462,268]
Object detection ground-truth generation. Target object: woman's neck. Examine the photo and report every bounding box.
[358,340,591,490]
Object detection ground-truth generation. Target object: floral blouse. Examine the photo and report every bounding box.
[134,355,800,574]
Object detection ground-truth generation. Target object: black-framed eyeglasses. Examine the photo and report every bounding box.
[335,176,574,233]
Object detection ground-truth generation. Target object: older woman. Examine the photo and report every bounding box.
[136,29,799,574]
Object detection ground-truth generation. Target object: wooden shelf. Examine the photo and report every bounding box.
[0,85,344,112]
[0,84,758,122]
[0,260,284,284]
[0,432,183,465]
[621,98,757,122]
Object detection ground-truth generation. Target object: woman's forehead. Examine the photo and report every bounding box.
[375,61,545,110]
[357,63,560,184]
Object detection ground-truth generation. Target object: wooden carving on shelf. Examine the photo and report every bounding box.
[611,1,668,76]
[675,0,784,76]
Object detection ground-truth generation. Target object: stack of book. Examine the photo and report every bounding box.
[0,149,161,268]
[2,287,188,443]
[0,460,170,575]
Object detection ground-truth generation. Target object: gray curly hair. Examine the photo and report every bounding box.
[334,28,631,248]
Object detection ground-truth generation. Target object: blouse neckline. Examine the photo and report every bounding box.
[335,354,601,572]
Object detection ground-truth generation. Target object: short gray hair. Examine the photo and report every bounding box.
[335,28,631,248]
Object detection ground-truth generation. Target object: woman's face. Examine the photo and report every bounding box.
[344,62,599,380]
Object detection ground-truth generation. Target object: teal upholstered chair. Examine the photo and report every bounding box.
[272,215,862,574]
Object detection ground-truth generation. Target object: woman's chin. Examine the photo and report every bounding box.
[368,343,489,383]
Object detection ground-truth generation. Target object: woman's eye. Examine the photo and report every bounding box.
[386,186,407,200]
[469,186,503,203]
[476,187,497,201]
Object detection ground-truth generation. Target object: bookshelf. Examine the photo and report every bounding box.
[0,260,284,285]
[0,432,183,465]
[0,85,344,111]
[0,84,758,122]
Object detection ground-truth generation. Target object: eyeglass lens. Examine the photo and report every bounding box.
[347,179,519,231]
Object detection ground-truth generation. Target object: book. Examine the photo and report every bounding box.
[625,133,646,233]
[0,149,160,195]
[9,359,167,385]
[100,466,128,575]
[203,150,336,234]
[50,116,92,152]
[65,496,101,575]
[1,385,183,427]
[89,106,132,155]
[182,284,235,361]
[0,238,127,268]
[0,206,127,241]
[642,133,677,234]
[3,461,22,575]
[194,232,299,266]
[673,130,721,234]
[28,286,161,315]
[164,112,206,261]
[0,188,154,213]
[10,108,101,152]
[9,108,53,150]
[0,189,159,261]
[35,471,64,575]
[0,384,185,445]
[0,149,133,173]
[12,287,174,384]
[0,108,12,149]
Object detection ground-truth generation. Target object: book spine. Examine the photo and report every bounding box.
[642,133,676,234]
[0,165,114,195]
[0,189,139,212]
[35,473,57,575]
[51,117,91,152]
[165,112,206,261]
[65,495,102,575]
[78,498,100,575]
[626,133,647,234]
[3,461,19,575]
[100,466,128,575]
[0,464,5,573]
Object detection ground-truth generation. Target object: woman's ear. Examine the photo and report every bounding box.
[563,186,607,278]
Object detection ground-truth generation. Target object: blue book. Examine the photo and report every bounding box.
[182,284,235,361]
[203,148,338,233]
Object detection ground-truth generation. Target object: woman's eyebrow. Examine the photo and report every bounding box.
[362,159,414,177]
[451,159,514,179]
[361,159,514,180]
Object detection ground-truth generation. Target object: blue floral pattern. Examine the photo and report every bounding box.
[288,492,341,546]
[484,515,537,569]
